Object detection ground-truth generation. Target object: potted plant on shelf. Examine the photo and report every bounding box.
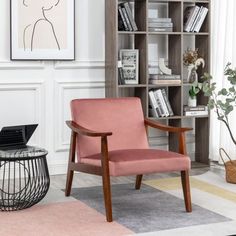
[202,63,236,183]
[183,48,205,83]
[188,82,202,107]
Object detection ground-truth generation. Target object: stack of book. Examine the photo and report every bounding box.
[149,89,174,118]
[118,2,138,31]
[184,105,208,116]
[148,18,173,32]
[183,5,209,32]
[149,74,181,85]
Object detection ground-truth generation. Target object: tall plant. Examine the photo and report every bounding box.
[202,63,236,145]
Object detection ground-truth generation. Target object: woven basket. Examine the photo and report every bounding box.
[219,148,236,184]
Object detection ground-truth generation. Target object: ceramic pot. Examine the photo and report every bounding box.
[188,96,197,107]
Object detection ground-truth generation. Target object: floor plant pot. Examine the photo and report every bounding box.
[219,148,236,184]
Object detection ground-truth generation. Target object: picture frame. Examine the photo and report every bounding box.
[10,0,75,60]
[119,49,139,84]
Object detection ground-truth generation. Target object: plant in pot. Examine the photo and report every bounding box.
[202,63,236,183]
[188,82,202,107]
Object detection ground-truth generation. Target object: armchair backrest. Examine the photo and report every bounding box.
[71,97,149,159]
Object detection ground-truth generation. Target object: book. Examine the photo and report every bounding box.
[183,105,207,112]
[148,22,173,28]
[183,6,200,32]
[184,110,208,116]
[148,91,160,117]
[149,79,181,85]
[148,27,173,32]
[120,5,133,31]
[148,18,172,23]
[155,89,169,117]
[117,61,125,85]
[118,11,125,31]
[161,89,174,116]
[190,6,203,32]
[118,6,128,31]
[193,7,208,32]
[149,74,181,80]
[154,91,165,117]
[122,2,138,31]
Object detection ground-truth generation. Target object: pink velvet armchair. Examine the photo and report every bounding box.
[65,97,192,222]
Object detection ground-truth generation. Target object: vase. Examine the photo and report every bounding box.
[187,65,198,83]
[188,96,197,107]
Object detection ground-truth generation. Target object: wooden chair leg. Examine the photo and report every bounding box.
[65,131,76,197]
[135,175,143,190]
[101,136,113,222]
[65,168,74,196]
[181,170,192,212]
[102,170,112,222]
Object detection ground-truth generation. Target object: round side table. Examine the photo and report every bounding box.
[0,146,50,211]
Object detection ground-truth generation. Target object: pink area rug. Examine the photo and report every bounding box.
[0,201,133,236]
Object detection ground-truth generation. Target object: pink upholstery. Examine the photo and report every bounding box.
[81,149,190,176]
[70,97,191,177]
[71,98,149,159]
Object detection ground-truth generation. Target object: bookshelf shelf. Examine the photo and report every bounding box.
[155,116,183,120]
[148,32,182,35]
[183,0,209,3]
[182,115,209,118]
[105,0,210,164]
[118,84,147,88]
[183,32,209,35]
[148,84,182,87]
[118,31,147,34]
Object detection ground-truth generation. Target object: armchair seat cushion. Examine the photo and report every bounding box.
[81,149,190,176]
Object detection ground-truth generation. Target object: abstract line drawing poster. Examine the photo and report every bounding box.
[11,0,75,60]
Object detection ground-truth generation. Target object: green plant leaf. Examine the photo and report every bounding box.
[218,116,224,121]
[221,88,228,95]
[229,86,235,93]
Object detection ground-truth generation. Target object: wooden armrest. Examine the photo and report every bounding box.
[66,121,112,137]
[144,118,192,133]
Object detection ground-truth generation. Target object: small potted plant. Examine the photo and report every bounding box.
[183,48,205,83]
[188,81,202,107]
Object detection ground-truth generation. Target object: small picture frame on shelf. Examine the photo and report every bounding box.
[119,49,139,84]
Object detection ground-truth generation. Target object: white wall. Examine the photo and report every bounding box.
[0,0,195,175]
[0,0,105,174]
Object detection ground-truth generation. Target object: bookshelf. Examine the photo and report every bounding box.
[105,0,210,164]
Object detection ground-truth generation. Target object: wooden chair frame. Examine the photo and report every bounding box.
[65,118,192,222]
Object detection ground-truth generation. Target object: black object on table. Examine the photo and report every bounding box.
[0,124,50,211]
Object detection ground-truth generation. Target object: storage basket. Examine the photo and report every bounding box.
[219,148,236,184]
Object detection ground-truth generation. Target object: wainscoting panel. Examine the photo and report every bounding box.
[54,80,105,152]
[0,81,45,146]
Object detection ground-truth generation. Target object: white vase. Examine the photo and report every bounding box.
[187,65,198,83]
[188,97,197,107]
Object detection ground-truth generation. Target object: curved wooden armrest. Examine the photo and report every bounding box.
[66,121,113,137]
[144,118,192,133]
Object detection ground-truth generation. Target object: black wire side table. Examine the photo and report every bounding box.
[0,146,50,211]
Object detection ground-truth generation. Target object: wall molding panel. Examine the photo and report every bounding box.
[54,80,105,152]
[54,60,105,69]
[0,80,45,147]
[0,60,45,69]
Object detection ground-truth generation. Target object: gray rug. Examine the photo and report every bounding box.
[70,184,230,233]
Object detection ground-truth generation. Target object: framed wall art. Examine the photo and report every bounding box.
[10,0,75,60]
